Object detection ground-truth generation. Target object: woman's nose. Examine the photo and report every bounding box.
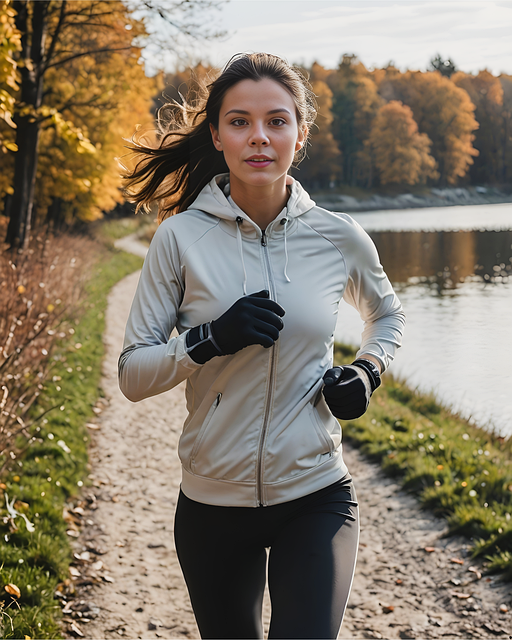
[249,125,269,146]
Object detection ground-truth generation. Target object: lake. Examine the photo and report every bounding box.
[333,203,512,437]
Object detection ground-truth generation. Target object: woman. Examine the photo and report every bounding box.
[119,52,405,639]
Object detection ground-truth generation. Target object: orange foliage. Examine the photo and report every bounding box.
[367,101,438,185]
[378,70,479,184]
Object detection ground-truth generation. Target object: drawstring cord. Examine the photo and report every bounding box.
[236,216,291,295]
[281,218,290,283]
[235,216,248,295]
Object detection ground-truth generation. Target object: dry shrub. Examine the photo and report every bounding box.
[0,232,99,475]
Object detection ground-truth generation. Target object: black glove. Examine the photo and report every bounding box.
[186,290,285,364]
[322,360,381,420]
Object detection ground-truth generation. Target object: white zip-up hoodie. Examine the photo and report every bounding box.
[119,174,405,507]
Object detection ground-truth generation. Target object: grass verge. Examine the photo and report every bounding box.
[0,224,143,638]
[334,343,512,581]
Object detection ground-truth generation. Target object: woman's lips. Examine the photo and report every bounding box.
[245,158,273,168]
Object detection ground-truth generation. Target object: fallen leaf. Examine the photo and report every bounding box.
[66,529,80,538]
[450,557,464,565]
[382,604,394,613]
[5,583,21,598]
[499,603,508,613]
[450,590,471,599]
[395,579,403,585]
[111,495,119,503]
[424,546,436,553]
[467,566,482,580]
[69,567,81,578]
[70,622,84,637]
[91,561,103,571]
[101,574,114,583]
[85,423,100,430]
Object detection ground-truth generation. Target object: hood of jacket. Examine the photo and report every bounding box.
[190,173,316,227]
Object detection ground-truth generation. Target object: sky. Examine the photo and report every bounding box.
[143,0,512,75]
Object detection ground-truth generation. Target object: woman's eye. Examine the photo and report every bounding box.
[231,118,247,126]
[270,118,286,126]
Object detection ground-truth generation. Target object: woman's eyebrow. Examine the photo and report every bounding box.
[223,108,292,117]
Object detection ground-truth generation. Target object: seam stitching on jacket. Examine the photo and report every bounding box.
[297,217,348,286]
[178,212,221,266]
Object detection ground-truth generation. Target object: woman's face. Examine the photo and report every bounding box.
[210,78,306,190]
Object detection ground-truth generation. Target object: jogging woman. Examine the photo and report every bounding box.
[118,52,405,639]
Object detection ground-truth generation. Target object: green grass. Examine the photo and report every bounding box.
[334,343,512,581]
[0,222,143,638]
[96,212,155,242]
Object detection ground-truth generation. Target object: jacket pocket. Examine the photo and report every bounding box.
[189,392,222,471]
[309,402,335,455]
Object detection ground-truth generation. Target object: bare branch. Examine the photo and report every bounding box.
[41,0,67,76]
[47,46,133,70]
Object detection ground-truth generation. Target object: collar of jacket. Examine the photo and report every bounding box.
[188,173,316,241]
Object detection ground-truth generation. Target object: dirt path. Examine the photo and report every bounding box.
[64,236,511,640]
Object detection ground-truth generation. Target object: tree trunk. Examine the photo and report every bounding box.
[5,1,49,251]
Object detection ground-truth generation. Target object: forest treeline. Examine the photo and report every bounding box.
[0,0,221,250]
[164,56,512,192]
[1,0,511,250]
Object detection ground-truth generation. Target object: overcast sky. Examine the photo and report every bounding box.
[144,0,512,75]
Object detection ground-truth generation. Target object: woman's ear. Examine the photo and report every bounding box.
[295,125,308,152]
[210,123,223,151]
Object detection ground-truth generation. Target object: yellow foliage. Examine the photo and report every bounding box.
[368,101,438,185]
[378,70,479,184]
[0,0,21,153]
[30,1,157,224]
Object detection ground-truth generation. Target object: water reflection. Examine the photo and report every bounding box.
[335,211,512,436]
[371,230,512,290]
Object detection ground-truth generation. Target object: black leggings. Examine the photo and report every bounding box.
[174,474,359,639]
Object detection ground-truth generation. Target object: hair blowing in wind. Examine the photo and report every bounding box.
[120,52,317,222]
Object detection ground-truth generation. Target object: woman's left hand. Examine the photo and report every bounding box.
[322,365,372,420]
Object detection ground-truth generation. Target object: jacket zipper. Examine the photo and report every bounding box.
[257,228,277,506]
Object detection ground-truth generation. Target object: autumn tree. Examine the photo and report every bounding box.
[499,74,512,183]
[378,70,479,184]
[0,0,20,205]
[452,70,505,184]
[0,0,20,151]
[2,0,224,250]
[327,54,382,186]
[366,101,438,186]
[293,62,340,189]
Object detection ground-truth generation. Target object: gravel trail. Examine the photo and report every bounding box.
[65,237,511,640]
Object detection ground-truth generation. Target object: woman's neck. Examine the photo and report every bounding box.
[229,174,289,230]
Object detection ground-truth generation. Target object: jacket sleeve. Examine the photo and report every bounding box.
[118,222,201,402]
[341,219,405,372]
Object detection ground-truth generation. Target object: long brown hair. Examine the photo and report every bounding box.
[122,53,317,222]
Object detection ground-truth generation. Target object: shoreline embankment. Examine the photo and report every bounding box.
[312,186,512,213]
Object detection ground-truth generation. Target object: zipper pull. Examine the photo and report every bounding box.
[261,229,267,246]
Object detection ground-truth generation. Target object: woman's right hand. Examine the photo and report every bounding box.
[211,290,285,353]
[186,290,285,364]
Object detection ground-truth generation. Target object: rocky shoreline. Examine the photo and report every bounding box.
[313,186,512,213]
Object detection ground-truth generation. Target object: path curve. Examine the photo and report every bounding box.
[66,235,511,640]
